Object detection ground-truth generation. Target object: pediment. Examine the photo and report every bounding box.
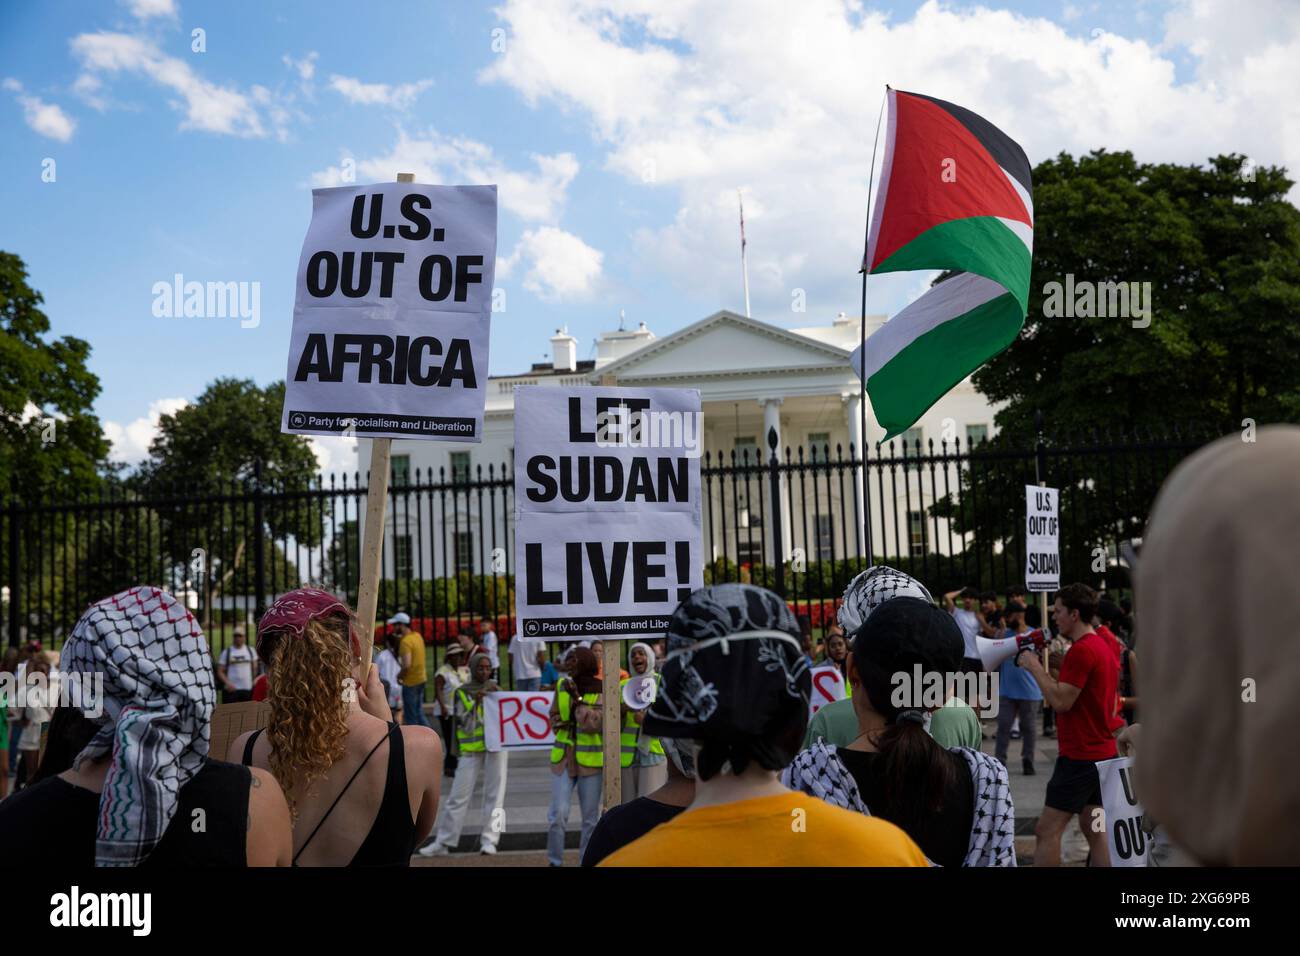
[592,310,851,383]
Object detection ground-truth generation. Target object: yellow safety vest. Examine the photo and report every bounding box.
[550,682,603,768]
[455,688,485,754]
[620,674,664,766]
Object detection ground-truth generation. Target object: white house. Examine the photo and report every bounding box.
[358,310,1002,579]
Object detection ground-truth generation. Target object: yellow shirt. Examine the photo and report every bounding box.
[398,632,426,686]
[599,791,928,867]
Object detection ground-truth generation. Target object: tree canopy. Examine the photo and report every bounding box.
[973,151,1300,436]
[0,251,109,502]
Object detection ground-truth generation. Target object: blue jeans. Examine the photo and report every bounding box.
[547,770,601,866]
[515,677,541,692]
[402,684,430,727]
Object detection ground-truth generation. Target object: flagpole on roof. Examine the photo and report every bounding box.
[859,85,889,569]
[738,189,751,317]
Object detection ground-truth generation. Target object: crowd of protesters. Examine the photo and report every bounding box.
[1,426,1296,867]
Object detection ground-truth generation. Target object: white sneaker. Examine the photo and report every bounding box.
[417,841,449,858]
[479,844,498,856]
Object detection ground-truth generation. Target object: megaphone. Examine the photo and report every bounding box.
[976,629,1047,671]
[622,674,657,710]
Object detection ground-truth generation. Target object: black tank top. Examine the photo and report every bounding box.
[243,721,417,866]
[0,759,250,866]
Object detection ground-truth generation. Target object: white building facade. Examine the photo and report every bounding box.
[358,310,1002,579]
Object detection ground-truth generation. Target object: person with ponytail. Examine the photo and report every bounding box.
[599,584,927,867]
[784,597,1016,866]
[232,588,443,866]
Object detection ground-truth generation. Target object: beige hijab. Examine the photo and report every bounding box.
[1136,425,1300,865]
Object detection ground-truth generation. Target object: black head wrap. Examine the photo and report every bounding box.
[852,597,964,722]
[643,584,810,780]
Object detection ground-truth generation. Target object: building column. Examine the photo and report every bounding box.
[759,398,792,571]
[844,393,867,559]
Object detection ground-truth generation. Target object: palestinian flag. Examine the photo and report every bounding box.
[851,88,1033,441]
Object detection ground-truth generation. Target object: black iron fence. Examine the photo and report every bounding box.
[2,424,1219,683]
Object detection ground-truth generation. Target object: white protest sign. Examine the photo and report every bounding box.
[282,182,497,441]
[483,691,555,752]
[515,386,703,640]
[1097,755,1148,866]
[810,665,847,715]
[1025,485,1060,592]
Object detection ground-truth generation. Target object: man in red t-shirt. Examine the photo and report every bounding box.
[1017,582,1118,866]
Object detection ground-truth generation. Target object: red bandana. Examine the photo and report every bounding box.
[257,588,353,650]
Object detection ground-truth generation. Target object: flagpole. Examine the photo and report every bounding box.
[739,189,751,317]
[859,86,889,570]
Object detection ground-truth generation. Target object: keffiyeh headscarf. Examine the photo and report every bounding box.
[838,565,934,635]
[61,587,215,867]
[644,584,810,779]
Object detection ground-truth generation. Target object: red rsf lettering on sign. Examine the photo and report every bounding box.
[487,692,556,750]
[810,666,845,716]
[498,694,553,741]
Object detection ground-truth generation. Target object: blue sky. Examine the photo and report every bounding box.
[2,0,1296,468]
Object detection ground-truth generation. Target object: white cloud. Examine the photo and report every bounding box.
[127,0,177,19]
[104,397,189,465]
[498,226,603,300]
[283,51,318,82]
[307,435,359,475]
[328,74,433,110]
[311,129,579,222]
[4,78,76,141]
[480,0,1300,317]
[71,31,271,137]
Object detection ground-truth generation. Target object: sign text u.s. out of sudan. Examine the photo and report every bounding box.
[1025,485,1060,592]
[281,183,497,441]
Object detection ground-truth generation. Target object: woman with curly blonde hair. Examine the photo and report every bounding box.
[231,588,442,866]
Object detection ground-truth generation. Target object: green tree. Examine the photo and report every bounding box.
[136,378,320,620]
[0,251,109,501]
[930,151,1300,587]
[975,151,1300,434]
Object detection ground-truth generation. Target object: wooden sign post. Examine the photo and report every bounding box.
[1039,479,1050,670]
[353,171,413,674]
[602,638,623,811]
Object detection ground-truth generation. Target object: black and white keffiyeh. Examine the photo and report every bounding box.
[838,565,934,634]
[61,587,215,867]
[781,739,869,813]
[783,740,1016,866]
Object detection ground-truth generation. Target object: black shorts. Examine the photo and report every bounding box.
[1045,755,1103,813]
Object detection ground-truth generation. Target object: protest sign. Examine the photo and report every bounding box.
[515,386,704,640]
[810,665,846,715]
[281,181,497,442]
[483,691,555,752]
[1097,755,1149,867]
[1025,484,1060,592]
[208,700,270,764]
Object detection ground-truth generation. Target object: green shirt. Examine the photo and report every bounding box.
[802,696,983,751]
